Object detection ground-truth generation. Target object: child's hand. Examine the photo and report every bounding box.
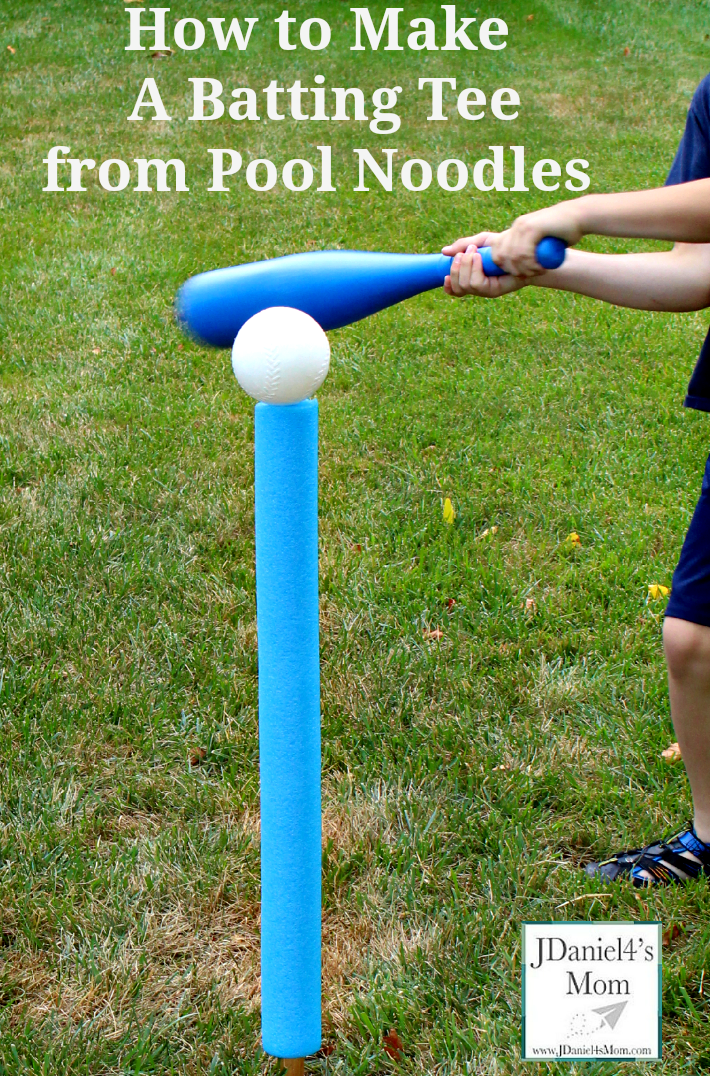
[442,236,527,298]
[442,233,495,257]
[486,203,585,277]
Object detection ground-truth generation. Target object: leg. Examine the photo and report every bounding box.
[664,616,710,841]
[586,617,710,885]
[587,454,710,886]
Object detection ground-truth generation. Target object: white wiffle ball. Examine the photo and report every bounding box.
[231,307,330,404]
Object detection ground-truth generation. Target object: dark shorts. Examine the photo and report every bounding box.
[666,452,710,628]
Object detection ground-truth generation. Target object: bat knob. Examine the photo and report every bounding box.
[535,236,567,270]
[478,236,567,277]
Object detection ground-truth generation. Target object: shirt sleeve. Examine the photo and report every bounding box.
[666,73,710,185]
[666,74,710,412]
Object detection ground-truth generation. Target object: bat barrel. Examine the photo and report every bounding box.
[255,400,321,1060]
[176,251,452,348]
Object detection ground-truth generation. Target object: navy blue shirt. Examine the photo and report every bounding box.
[666,73,710,411]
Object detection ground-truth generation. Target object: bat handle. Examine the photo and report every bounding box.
[478,236,567,277]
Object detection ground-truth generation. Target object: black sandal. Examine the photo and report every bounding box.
[585,826,710,887]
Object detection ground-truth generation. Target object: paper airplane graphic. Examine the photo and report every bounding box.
[593,1002,628,1030]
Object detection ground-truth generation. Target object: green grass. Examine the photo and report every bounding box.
[2,0,710,1071]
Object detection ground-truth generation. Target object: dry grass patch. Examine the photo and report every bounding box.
[0,780,422,1047]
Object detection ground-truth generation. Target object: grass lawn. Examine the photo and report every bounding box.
[2,0,710,1072]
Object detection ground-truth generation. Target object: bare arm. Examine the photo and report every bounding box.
[568,181,710,243]
[534,243,710,312]
[450,178,710,278]
[443,238,710,312]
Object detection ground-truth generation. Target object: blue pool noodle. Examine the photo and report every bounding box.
[255,399,321,1059]
[176,239,566,349]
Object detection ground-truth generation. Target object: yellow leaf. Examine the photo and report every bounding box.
[443,497,455,525]
[565,531,581,546]
[648,584,670,600]
[661,741,681,762]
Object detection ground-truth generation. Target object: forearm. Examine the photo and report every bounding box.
[575,180,710,243]
[530,245,710,312]
[487,178,710,278]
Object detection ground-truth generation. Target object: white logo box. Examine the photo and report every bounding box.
[522,922,661,1062]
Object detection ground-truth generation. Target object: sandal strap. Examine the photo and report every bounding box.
[595,828,710,887]
[631,847,704,883]
[677,828,710,864]
[630,856,677,885]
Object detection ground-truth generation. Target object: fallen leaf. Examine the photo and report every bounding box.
[524,597,536,611]
[526,13,535,21]
[110,267,117,277]
[565,531,581,546]
[476,525,498,541]
[151,48,173,57]
[190,747,207,766]
[351,542,362,552]
[661,741,681,762]
[316,1043,336,1058]
[383,1029,404,1061]
[177,343,184,350]
[92,348,100,355]
[7,45,16,54]
[648,584,670,600]
[623,46,631,56]
[423,627,444,641]
[494,763,510,771]
[662,923,684,945]
[446,597,456,610]
[443,497,455,525]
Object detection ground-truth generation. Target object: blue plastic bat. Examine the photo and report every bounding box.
[176,237,567,348]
